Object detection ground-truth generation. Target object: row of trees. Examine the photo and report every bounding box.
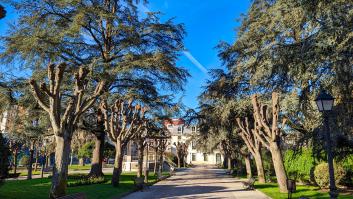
[0,1,188,198]
[193,0,352,193]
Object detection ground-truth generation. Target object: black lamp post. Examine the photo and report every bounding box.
[315,90,337,199]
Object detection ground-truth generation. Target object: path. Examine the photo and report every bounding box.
[123,166,270,199]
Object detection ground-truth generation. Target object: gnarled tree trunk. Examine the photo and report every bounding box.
[253,150,265,183]
[27,142,35,180]
[269,142,287,191]
[88,132,105,178]
[50,134,72,199]
[112,140,124,187]
[137,139,145,178]
[251,93,288,192]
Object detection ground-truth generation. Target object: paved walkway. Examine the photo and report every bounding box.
[123,166,270,199]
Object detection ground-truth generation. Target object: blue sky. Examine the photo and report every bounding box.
[142,0,251,109]
[0,0,251,109]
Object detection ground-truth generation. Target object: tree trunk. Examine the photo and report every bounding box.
[137,139,144,178]
[227,157,232,170]
[153,149,158,174]
[79,158,85,166]
[177,155,181,168]
[269,142,288,193]
[45,155,50,169]
[88,132,105,178]
[49,135,72,199]
[34,150,39,172]
[158,152,163,176]
[27,146,34,180]
[243,154,252,179]
[254,150,266,183]
[13,149,18,174]
[112,140,124,187]
[70,149,74,166]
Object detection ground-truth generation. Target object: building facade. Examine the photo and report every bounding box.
[121,118,224,171]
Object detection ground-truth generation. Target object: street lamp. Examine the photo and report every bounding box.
[315,90,337,199]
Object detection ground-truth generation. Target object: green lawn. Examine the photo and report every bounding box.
[0,172,169,199]
[255,183,352,199]
[68,165,92,171]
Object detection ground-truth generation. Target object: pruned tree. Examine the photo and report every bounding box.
[251,92,287,192]
[239,147,252,179]
[29,63,105,198]
[174,141,188,168]
[102,99,146,186]
[78,102,106,177]
[236,117,266,183]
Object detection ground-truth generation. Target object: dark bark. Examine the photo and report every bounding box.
[88,132,105,178]
[34,150,39,172]
[27,144,35,180]
[13,149,18,174]
[137,139,144,178]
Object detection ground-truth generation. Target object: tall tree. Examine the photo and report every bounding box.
[236,117,266,183]
[251,92,288,192]
[2,0,188,181]
[30,63,104,198]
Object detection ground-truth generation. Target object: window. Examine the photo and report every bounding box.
[191,126,196,132]
[192,141,196,149]
[192,153,196,161]
[204,153,208,162]
[177,126,182,134]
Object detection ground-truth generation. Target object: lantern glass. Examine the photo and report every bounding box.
[315,90,334,112]
[316,100,324,112]
[322,99,334,111]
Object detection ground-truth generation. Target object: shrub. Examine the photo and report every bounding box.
[20,155,29,166]
[284,148,315,182]
[67,176,106,187]
[314,162,346,188]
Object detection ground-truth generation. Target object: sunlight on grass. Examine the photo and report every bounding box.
[255,183,352,199]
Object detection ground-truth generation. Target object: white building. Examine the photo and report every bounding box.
[121,118,224,171]
[165,118,223,165]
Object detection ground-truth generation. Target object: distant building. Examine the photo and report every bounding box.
[121,118,224,171]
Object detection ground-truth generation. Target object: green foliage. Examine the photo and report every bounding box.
[314,162,345,188]
[77,142,94,159]
[19,155,29,166]
[67,176,107,187]
[284,148,315,182]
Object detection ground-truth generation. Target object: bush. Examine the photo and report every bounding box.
[284,148,315,183]
[67,176,106,187]
[314,162,346,188]
[20,155,29,166]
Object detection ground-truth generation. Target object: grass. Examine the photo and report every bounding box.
[0,172,170,199]
[68,165,92,171]
[255,183,353,199]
